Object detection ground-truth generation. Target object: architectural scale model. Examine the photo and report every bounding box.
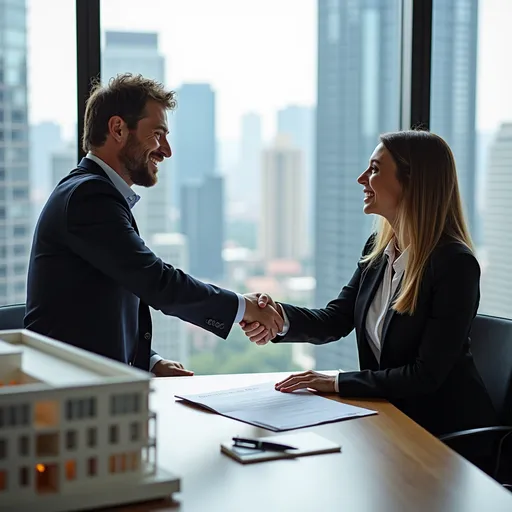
[0,328,180,512]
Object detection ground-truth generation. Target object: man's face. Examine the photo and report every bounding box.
[118,100,172,187]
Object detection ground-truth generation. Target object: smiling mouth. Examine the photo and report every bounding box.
[149,154,163,169]
[364,191,375,202]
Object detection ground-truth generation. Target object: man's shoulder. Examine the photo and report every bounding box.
[54,168,123,207]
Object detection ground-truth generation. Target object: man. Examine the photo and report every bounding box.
[24,73,282,376]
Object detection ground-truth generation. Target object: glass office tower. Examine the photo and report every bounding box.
[0,0,32,305]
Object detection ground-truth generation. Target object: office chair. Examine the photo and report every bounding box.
[439,314,512,490]
[0,303,26,330]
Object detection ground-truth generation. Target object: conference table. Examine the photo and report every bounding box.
[120,371,512,512]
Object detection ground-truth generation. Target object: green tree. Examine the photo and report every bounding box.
[189,326,302,375]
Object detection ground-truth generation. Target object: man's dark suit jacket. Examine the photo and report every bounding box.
[24,157,238,371]
[274,236,498,436]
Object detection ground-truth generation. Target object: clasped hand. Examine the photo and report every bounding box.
[240,293,337,394]
[240,293,282,345]
[241,293,284,343]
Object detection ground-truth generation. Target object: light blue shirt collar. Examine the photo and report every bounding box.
[86,152,140,209]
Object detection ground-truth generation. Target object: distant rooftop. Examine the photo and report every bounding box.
[105,31,158,48]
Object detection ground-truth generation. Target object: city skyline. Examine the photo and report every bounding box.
[27,0,512,143]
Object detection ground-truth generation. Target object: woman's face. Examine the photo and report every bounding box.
[357,143,403,224]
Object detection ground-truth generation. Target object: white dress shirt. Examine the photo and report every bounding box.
[365,241,408,363]
[85,153,246,370]
[277,240,408,393]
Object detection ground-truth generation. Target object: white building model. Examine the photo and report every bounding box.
[0,329,180,512]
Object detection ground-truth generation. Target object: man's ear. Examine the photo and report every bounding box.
[108,115,127,144]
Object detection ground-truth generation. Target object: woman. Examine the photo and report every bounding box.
[241,130,497,436]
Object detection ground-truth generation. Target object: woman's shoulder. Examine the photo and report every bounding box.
[428,237,480,277]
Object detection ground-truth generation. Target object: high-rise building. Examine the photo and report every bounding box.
[259,135,306,262]
[173,83,216,202]
[233,112,262,217]
[150,233,190,364]
[51,145,75,187]
[430,0,479,241]
[102,31,170,241]
[175,83,224,281]
[314,0,401,371]
[480,123,512,318]
[0,0,31,305]
[277,105,315,255]
[180,175,224,280]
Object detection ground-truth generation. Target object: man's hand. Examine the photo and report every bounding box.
[242,293,283,345]
[275,370,337,393]
[240,293,282,345]
[152,359,194,377]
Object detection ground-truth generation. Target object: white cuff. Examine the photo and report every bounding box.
[276,303,290,336]
[150,354,163,372]
[334,373,339,393]
[234,293,246,323]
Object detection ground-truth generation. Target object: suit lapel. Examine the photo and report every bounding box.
[380,274,403,350]
[357,256,387,335]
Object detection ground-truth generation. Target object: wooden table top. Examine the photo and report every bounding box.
[119,372,512,512]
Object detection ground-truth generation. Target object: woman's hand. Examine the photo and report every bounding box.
[240,293,280,345]
[275,370,337,393]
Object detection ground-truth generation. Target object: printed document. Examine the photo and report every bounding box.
[175,382,377,431]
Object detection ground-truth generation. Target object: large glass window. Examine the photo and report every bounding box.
[431,0,511,319]
[100,0,403,373]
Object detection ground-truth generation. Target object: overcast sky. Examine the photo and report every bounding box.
[27,0,512,141]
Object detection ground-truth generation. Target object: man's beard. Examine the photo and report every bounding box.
[119,132,158,188]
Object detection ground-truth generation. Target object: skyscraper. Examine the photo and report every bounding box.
[234,112,262,217]
[430,0,479,241]
[102,31,170,241]
[314,0,401,371]
[174,83,216,199]
[277,105,315,255]
[259,135,306,262]
[175,83,224,280]
[480,123,512,318]
[0,0,31,305]
[51,145,76,187]
[180,175,225,280]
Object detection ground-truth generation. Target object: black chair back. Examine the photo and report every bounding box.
[0,303,25,331]
[470,314,512,425]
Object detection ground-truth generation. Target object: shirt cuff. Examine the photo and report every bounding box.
[234,293,246,323]
[150,354,163,372]
[334,372,339,393]
[276,303,290,336]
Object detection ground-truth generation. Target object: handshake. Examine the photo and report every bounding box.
[240,293,283,345]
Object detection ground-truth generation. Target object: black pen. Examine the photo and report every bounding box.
[232,436,298,451]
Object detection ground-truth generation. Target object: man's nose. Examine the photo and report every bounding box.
[161,138,172,158]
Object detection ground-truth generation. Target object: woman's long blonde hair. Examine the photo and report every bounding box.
[361,130,473,315]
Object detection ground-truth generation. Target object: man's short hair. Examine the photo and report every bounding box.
[82,73,176,152]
